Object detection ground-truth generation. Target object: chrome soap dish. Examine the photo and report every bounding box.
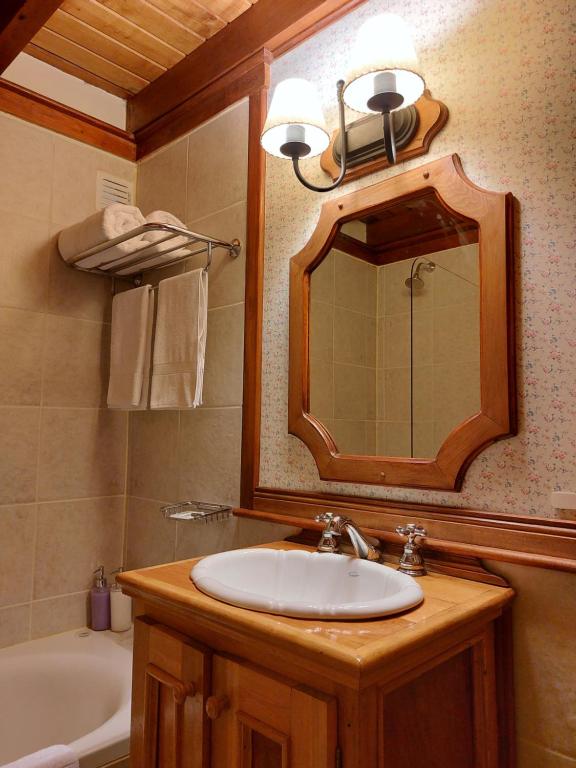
[161,501,233,524]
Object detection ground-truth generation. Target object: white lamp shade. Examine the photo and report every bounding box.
[261,78,330,159]
[344,14,425,113]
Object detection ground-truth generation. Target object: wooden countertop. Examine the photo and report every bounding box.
[118,542,513,689]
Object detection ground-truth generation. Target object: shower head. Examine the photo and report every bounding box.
[405,259,436,289]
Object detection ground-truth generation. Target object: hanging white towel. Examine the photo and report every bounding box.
[116,210,190,276]
[107,285,154,409]
[1,744,79,768]
[150,269,208,409]
[57,204,146,270]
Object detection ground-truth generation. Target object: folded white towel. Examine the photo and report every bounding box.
[116,210,190,276]
[2,744,79,768]
[150,269,208,409]
[107,285,155,409]
[58,203,146,270]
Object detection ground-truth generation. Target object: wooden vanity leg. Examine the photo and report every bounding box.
[472,627,499,768]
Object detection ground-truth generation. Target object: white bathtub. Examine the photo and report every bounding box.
[0,628,132,768]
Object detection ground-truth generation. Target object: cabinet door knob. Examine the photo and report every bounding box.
[205,695,230,720]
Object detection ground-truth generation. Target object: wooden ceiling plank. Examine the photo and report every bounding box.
[0,0,66,73]
[61,0,184,68]
[97,0,205,55]
[146,0,225,38]
[128,0,368,132]
[25,43,132,98]
[47,9,166,81]
[193,0,252,24]
[31,27,149,93]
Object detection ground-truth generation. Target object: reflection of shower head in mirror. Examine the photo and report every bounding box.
[405,259,436,289]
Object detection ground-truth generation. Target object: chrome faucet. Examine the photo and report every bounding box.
[396,524,427,576]
[315,513,381,561]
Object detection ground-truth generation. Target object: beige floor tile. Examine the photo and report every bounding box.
[125,496,176,569]
[0,308,44,405]
[186,101,248,222]
[129,410,179,502]
[203,304,245,407]
[0,407,40,504]
[43,315,110,407]
[0,212,52,312]
[0,505,35,607]
[38,409,127,500]
[137,137,188,222]
[179,407,242,507]
[34,497,125,599]
[0,604,30,648]
[0,115,54,221]
[31,592,89,639]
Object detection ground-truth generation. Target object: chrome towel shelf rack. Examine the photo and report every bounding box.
[67,222,241,285]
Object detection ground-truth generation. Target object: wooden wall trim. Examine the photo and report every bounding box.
[127,0,368,134]
[135,50,271,160]
[0,0,65,73]
[0,78,136,160]
[243,488,576,572]
[240,84,269,508]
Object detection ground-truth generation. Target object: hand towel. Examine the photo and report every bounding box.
[116,210,190,276]
[150,269,208,409]
[107,285,155,409]
[57,204,146,270]
[2,745,79,768]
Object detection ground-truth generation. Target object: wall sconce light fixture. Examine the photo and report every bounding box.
[260,14,425,193]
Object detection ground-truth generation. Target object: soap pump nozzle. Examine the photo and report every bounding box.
[93,565,107,589]
[110,566,124,590]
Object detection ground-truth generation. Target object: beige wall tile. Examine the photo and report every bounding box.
[334,251,377,316]
[0,308,44,405]
[186,101,248,222]
[384,421,411,457]
[232,518,299,548]
[137,138,188,222]
[433,303,480,364]
[334,308,375,367]
[38,409,127,500]
[309,358,334,421]
[412,421,436,459]
[31,592,89,639]
[34,497,124,599]
[203,303,245,407]
[129,411,179,502]
[310,252,334,304]
[0,604,30,648]
[334,363,370,420]
[382,259,433,316]
[487,562,576,759]
[365,421,377,455]
[310,301,333,363]
[384,368,410,422]
[0,407,40,504]
[432,244,479,286]
[434,249,480,308]
[331,420,366,454]
[517,740,576,768]
[187,201,247,309]
[376,421,386,454]
[43,316,110,407]
[126,496,176,569]
[0,505,35,607]
[0,212,52,312]
[0,115,54,221]
[51,135,136,226]
[47,238,113,322]
[432,361,481,428]
[179,407,242,507]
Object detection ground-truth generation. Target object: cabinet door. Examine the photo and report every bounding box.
[207,656,338,768]
[131,617,211,768]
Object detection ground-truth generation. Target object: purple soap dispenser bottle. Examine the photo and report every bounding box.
[90,565,111,631]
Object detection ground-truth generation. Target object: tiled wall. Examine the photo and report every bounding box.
[126,100,294,569]
[0,113,133,648]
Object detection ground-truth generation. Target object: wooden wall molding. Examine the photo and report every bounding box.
[0,78,136,160]
[239,489,576,572]
[127,0,368,133]
[0,0,65,73]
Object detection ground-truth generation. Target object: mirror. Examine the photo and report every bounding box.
[309,192,480,459]
[289,155,515,490]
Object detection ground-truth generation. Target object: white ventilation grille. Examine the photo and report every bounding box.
[96,171,134,209]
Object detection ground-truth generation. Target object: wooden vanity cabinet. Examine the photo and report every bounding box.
[121,545,514,768]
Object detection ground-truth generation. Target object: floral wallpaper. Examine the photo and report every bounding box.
[259,0,575,518]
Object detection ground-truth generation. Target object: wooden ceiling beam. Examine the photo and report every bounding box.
[0,0,65,73]
[127,0,368,133]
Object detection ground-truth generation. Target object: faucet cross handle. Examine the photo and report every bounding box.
[395,523,427,544]
[315,513,341,553]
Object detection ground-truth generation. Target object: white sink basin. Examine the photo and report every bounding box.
[191,548,424,620]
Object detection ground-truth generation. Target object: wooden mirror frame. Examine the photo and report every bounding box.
[288,154,516,491]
